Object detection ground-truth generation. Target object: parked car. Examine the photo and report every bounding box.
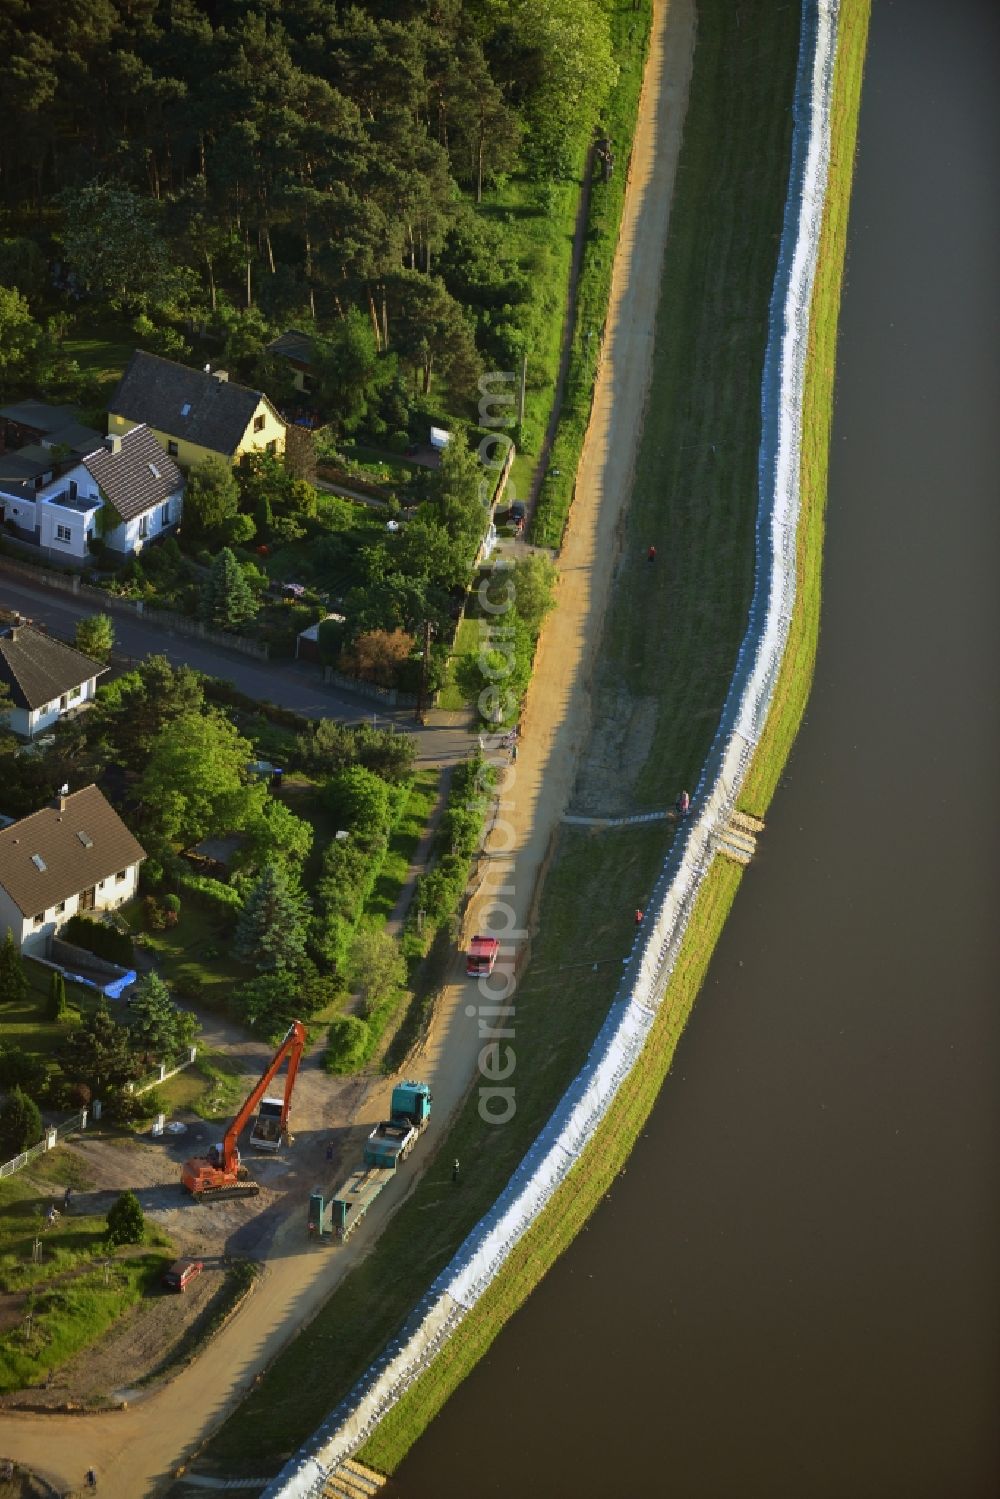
[509,501,526,524]
[162,1257,204,1292]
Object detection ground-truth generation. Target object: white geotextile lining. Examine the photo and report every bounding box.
[265,5,840,1493]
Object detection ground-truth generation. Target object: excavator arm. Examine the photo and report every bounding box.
[221,1020,306,1171]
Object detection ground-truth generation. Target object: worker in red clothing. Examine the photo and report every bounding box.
[635,908,644,926]
[647,545,656,563]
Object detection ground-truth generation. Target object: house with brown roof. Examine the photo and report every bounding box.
[108,350,286,469]
[0,622,105,739]
[0,426,184,563]
[0,785,145,955]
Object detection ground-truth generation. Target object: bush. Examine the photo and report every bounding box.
[0,1047,48,1096]
[143,895,168,931]
[173,974,205,1004]
[324,765,392,836]
[62,914,133,966]
[162,893,181,916]
[178,872,244,921]
[323,1015,371,1074]
[0,1088,43,1158]
[106,1189,144,1246]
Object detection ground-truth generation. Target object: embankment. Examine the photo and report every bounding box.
[261,0,870,1492]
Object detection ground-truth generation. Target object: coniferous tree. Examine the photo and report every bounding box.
[200,548,258,631]
[0,932,28,1007]
[58,998,139,1099]
[234,861,310,972]
[47,970,69,1023]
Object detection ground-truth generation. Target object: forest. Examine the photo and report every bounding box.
[0,0,620,431]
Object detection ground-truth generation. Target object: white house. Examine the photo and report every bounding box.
[0,425,184,564]
[0,784,145,956]
[0,622,105,739]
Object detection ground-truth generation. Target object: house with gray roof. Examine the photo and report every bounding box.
[0,400,102,459]
[0,425,184,563]
[108,350,286,469]
[0,621,106,739]
[0,784,144,955]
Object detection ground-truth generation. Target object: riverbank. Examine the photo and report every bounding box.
[365,0,872,1476]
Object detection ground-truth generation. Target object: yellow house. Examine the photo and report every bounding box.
[108,350,286,470]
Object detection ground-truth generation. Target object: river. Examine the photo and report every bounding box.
[395,1,1000,1494]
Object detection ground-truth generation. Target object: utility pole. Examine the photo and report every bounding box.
[416,619,433,725]
[518,354,527,427]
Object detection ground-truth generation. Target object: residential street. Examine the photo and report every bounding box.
[0,573,474,766]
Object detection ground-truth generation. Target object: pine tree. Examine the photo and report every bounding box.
[234,861,310,972]
[200,547,257,630]
[47,970,69,1023]
[106,1189,144,1246]
[0,931,28,1007]
[129,972,180,1060]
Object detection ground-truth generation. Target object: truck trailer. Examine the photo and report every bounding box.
[309,1080,432,1241]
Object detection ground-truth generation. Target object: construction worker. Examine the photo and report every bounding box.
[647,545,656,563]
[452,1159,460,1184]
[635,909,644,926]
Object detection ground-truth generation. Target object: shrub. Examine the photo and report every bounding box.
[106,1189,144,1246]
[173,974,204,1004]
[162,894,181,916]
[0,1048,47,1096]
[178,872,244,922]
[62,914,133,966]
[143,896,168,931]
[0,1088,43,1158]
[323,1015,371,1074]
[324,764,392,836]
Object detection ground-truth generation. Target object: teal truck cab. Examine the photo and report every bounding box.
[309,1081,432,1241]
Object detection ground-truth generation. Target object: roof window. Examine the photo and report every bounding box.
[77,831,93,849]
[148,462,161,478]
[31,853,47,871]
[180,403,192,417]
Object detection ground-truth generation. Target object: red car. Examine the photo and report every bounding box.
[162,1258,204,1292]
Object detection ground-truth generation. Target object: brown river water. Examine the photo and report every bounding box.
[394,1,1000,1494]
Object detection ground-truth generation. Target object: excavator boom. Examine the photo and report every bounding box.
[222,1020,306,1169]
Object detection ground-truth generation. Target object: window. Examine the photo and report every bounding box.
[148,462,161,479]
[254,414,266,433]
[55,901,65,915]
[180,403,191,417]
[60,685,81,710]
[55,524,72,543]
[167,440,179,457]
[32,913,43,927]
[116,869,127,882]
[138,516,149,539]
[266,439,277,455]
[160,502,171,526]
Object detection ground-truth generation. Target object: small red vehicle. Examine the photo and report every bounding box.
[162,1258,204,1292]
[466,935,500,977]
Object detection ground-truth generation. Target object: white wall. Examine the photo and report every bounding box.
[0,859,141,954]
[105,486,183,555]
[20,675,97,740]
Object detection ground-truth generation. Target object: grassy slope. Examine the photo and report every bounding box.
[362,0,873,1471]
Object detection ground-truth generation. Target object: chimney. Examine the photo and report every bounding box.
[204,364,211,374]
[105,434,122,456]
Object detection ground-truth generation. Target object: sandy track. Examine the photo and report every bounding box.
[0,2,694,1492]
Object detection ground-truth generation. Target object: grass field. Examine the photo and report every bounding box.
[176,0,871,1482]
[0,1151,172,1392]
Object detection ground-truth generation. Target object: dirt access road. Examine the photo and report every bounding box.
[0,1,695,1491]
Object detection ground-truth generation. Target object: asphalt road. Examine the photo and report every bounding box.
[0,574,474,766]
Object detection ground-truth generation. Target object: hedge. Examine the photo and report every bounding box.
[178,871,244,920]
[62,913,133,966]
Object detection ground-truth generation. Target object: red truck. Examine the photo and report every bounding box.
[466,935,500,977]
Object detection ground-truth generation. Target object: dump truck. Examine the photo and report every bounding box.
[308,1080,432,1241]
[466,935,500,977]
[182,1021,305,1198]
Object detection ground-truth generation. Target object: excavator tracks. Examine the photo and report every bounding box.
[195,1181,261,1202]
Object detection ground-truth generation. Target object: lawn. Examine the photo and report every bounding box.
[0,964,105,1076]
[437,614,481,711]
[0,1155,173,1392]
[131,905,245,1010]
[366,769,442,926]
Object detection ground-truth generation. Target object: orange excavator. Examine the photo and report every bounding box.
[181,1020,306,1199]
